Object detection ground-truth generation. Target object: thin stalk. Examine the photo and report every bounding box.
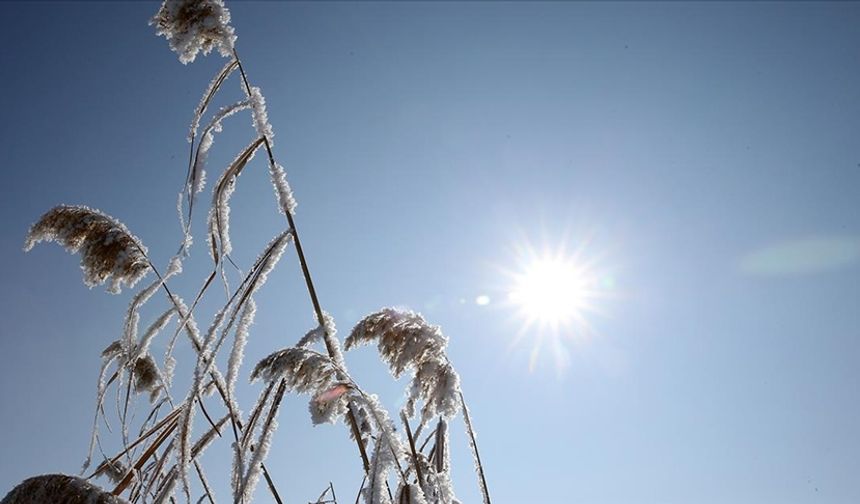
[137,254,286,503]
[231,47,372,475]
[401,412,426,492]
[89,406,184,479]
[353,475,366,504]
[194,460,216,504]
[460,390,491,504]
[434,419,446,473]
[418,426,437,454]
[329,481,337,504]
[239,379,287,503]
[112,413,179,495]
[136,440,174,503]
[261,464,285,504]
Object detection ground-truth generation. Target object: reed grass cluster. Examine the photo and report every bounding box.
[4,2,491,503]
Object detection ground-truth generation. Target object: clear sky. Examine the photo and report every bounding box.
[1,1,859,503]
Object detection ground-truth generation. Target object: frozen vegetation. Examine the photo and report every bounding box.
[3,1,490,504]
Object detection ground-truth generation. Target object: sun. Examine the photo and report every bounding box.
[500,239,610,373]
[509,257,589,329]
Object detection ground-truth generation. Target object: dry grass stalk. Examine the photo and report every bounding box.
[310,482,337,504]
[112,410,180,495]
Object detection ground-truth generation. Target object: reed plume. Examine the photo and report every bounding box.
[346,308,461,426]
[24,205,150,294]
[151,0,236,64]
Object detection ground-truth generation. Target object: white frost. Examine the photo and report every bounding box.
[248,86,274,142]
[151,0,236,64]
[269,162,297,216]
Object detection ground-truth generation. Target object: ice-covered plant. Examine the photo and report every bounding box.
[4,2,491,504]
[24,205,151,294]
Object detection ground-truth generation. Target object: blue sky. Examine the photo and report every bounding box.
[1,1,859,503]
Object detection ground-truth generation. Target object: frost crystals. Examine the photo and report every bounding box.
[1,474,129,504]
[24,205,150,294]
[247,86,274,142]
[346,308,462,427]
[151,0,236,64]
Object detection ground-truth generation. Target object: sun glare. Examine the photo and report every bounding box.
[509,257,588,328]
[501,239,610,373]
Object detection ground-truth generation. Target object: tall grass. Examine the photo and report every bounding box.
[3,2,490,504]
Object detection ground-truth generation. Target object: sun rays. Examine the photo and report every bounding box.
[500,236,612,373]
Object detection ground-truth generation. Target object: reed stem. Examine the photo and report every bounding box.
[231,48,373,476]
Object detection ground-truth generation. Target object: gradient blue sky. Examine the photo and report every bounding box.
[1,1,859,503]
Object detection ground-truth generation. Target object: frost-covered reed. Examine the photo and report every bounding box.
[9,1,491,503]
[24,205,150,294]
[151,0,236,64]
